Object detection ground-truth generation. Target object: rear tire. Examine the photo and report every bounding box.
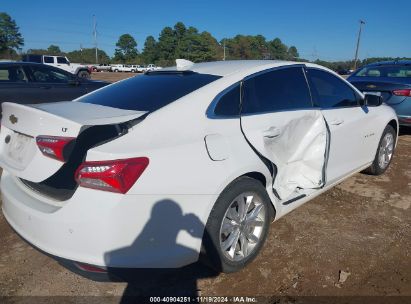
[364,125,396,175]
[77,70,90,79]
[201,177,271,273]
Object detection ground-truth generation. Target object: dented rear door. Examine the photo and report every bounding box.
[240,66,329,200]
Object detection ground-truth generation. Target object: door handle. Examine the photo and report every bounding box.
[263,127,281,138]
[329,119,344,126]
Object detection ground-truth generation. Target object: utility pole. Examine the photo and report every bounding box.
[93,15,98,64]
[80,43,83,63]
[353,20,365,70]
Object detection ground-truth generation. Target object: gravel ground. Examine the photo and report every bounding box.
[0,73,409,303]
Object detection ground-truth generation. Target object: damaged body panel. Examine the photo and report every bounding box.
[241,110,328,199]
[240,66,329,200]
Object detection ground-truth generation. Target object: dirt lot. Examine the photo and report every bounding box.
[92,71,137,82]
[0,72,410,302]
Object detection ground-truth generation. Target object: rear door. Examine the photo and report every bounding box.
[240,66,329,200]
[305,68,377,184]
[24,64,87,102]
[0,65,38,104]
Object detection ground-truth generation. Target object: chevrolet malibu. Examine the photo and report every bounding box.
[0,60,398,274]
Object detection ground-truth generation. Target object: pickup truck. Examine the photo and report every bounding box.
[22,54,91,79]
[145,64,162,71]
[92,64,112,72]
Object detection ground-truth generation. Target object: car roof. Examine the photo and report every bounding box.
[0,61,46,66]
[161,60,318,77]
[365,60,411,67]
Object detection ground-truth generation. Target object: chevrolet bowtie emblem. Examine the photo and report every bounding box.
[366,84,377,89]
[9,114,18,124]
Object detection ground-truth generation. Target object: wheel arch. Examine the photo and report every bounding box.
[226,171,276,220]
[388,119,398,136]
[386,118,399,149]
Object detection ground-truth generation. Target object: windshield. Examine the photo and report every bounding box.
[353,65,411,78]
[76,72,221,112]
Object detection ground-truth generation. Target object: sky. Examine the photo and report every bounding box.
[2,0,411,61]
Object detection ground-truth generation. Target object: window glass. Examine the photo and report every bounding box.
[43,56,54,64]
[0,66,28,82]
[354,65,411,78]
[29,66,70,83]
[214,84,240,116]
[307,68,358,108]
[77,72,221,112]
[242,67,312,114]
[57,57,69,64]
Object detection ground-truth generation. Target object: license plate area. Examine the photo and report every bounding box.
[6,132,34,166]
[363,91,382,96]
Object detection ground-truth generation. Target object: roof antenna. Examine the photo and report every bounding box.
[176,59,194,71]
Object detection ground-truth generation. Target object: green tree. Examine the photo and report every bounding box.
[156,26,177,66]
[26,48,48,55]
[47,44,62,55]
[287,46,299,59]
[268,38,288,59]
[113,34,138,63]
[141,35,158,64]
[67,48,110,64]
[0,12,24,58]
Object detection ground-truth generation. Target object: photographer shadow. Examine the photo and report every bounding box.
[104,199,221,303]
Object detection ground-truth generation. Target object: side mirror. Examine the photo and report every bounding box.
[362,93,383,107]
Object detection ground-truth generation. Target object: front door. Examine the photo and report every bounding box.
[305,67,374,184]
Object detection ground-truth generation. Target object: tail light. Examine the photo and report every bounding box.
[75,157,149,194]
[393,89,411,97]
[36,136,75,162]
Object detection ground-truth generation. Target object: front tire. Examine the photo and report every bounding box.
[364,124,396,175]
[202,177,271,273]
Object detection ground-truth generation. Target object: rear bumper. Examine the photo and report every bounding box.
[389,97,411,126]
[1,171,215,268]
[397,115,411,127]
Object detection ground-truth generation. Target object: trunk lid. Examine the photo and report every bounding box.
[0,101,147,182]
[349,79,411,105]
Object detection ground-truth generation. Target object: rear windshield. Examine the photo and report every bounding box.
[77,72,221,112]
[354,65,411,78]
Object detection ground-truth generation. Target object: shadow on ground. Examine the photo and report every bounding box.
[103,199,221,303]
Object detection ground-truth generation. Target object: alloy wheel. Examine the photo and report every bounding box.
[219,192,266,262]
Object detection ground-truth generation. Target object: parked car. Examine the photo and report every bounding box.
[136,65,146,73]
[347,60,411,126]
[22,54,91,79]
[0,60,397,275]
[92,64,112,72]
[111,64,135,73]
[145,63,162,71]
[130,65,141,73]
[0,62,108,107]
[337,69,352,76]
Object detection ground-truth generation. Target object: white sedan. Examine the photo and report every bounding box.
[0,60,397,274]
